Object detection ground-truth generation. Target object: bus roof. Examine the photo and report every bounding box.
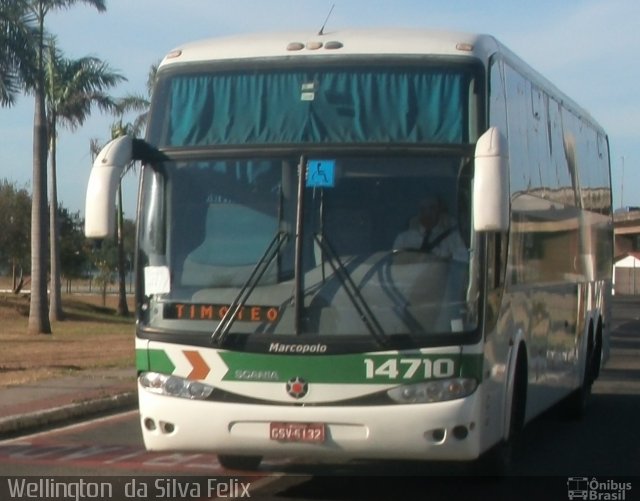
[158,28,605,134]
[159,28,500,66]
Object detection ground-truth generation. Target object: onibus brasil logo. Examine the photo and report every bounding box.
[567,477,632,500]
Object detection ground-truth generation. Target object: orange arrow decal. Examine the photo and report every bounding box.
[183,350,211,380]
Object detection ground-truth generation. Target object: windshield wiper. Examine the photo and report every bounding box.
[313,233,388,348]
[211,231,288,346]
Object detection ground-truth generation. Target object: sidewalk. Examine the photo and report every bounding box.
[0,367,137,436]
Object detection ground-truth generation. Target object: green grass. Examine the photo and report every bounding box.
[0,291,135,387]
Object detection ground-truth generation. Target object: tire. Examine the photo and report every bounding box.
[217,454,263,471]
[477,346,527,476]
[563,329,597,421]
[563,366,591,421]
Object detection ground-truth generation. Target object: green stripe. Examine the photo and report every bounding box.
[219,352,483,384]
[143,348,176,374]
[460,353,484,380]
[135,349,149,372]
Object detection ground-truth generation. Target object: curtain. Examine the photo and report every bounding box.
[161,67,468,147]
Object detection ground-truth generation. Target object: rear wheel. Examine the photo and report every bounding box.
[564,326,600,420]
[217,454,263,471]
[563,362,591,420]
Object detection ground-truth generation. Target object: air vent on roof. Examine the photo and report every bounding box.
[165,49,183,59]
[286,40,343,51]
[456,43,474,52]
[325,41,343,50]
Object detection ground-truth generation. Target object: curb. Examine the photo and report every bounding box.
[0,391,137,436]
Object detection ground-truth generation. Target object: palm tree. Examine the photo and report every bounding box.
[88,62,154,316]
[27,0,106,335]
[106,92,151,316]
[114,64,157,315]
[0,0,37,106]
[45,38,125,321]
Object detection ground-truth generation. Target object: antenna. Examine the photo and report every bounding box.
[318,4,335,36]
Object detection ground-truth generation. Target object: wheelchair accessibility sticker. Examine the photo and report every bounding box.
[306,159,336,188]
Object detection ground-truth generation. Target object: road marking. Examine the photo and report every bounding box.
[0,409,293,480]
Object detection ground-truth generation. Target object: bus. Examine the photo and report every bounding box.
[85,29,612,470]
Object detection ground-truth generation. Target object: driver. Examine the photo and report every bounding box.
[393,196,467,261]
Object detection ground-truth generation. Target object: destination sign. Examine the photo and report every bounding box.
[164,303,280,323]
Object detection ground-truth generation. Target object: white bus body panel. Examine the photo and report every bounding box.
[138,385,485,461]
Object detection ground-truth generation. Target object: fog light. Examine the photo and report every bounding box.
[160,421,175,434]
[431,429,446,442]
[452,425,468,440]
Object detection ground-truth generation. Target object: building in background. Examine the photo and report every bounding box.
[613,209,640,294]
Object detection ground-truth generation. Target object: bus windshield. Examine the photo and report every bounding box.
[138,60,482,349]
[138,153,478,347]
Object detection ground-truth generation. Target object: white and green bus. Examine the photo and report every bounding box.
[86,29,612,470]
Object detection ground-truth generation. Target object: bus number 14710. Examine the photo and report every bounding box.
[363,358,455,380]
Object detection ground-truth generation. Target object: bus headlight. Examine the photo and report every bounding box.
[387,378,477,404]
[139,372,214,400]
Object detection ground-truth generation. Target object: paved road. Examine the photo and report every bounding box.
[0,297,638,500]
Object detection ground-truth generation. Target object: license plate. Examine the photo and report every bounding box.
[269,422,325,443]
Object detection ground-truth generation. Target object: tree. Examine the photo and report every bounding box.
[0,0,37,106]
[27,0,106,335]
[87,216,134,308]
[58,208,92,286]
[90,237,117,307]
[0,180,32,291]
[90,65,153,316]
[45,37,125,321]
[109,118,143,317]
[0,181,90,294]
[112,65,155,315]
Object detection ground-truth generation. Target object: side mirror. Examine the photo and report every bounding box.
[84,135,133,239]
[473,127,510,232]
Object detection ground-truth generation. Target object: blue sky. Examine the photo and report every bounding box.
[0,0,638,217]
